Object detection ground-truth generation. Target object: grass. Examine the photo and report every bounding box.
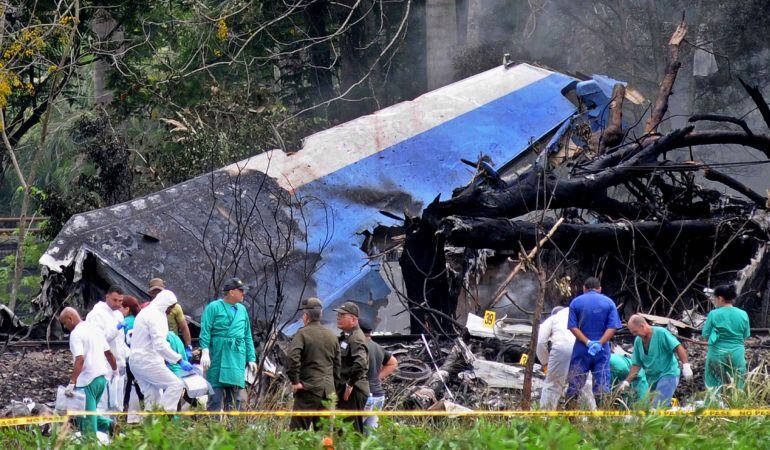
[4,362,770,448]
[4,413,770,449]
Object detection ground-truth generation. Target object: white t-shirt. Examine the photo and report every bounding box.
[69,321,113,387]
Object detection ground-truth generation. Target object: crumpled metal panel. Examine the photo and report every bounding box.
[40,64,580,333]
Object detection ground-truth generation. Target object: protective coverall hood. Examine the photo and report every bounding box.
[131,289,180,363]
[151,289,178,313]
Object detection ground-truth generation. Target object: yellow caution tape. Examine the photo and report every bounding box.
[0,415,67,427]
[5,409,770,428]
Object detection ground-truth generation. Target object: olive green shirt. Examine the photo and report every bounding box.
[338,325,369,395]
[287,321,341,398]
[167,303,186,336]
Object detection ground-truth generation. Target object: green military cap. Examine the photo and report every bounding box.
[300,297,323,310]
[333,301,360,317]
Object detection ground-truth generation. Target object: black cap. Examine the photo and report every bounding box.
[333,301,360,317]
[222,277,246,292]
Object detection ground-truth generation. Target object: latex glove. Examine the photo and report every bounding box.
[682,363,693,380]
[587,341,603,356]
[64,383,76,398]
[185,346,194,360]
[179,360,194,372]
[248,361,258,373]
[200,348,211,370]
[116,321,127,331]
[618,380,630,392]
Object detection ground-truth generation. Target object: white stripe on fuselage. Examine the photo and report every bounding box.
[223,64,554,190]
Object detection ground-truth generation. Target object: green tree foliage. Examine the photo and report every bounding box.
[0,232,46,312]
[0,1,418,237]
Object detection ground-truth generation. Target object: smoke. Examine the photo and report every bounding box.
[434,0,770,195]
[470,258,541,319]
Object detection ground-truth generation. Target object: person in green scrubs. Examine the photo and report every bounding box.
[703,284,750,389]
[167,331,191,377]
[199,277,257,411]
[59,307,117,437]
[620,314,693,407]
[610,352,649,403]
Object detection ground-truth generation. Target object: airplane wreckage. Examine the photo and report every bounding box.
[29,22,770,342]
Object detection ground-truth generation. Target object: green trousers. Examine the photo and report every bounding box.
[705,347,746,389]
[337,387,368,433]
[290,390,326,431]
[77,376,113,436]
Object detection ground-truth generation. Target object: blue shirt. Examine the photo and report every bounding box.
[568,290,622,341]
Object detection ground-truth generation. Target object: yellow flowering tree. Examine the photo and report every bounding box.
[0,2,82,312]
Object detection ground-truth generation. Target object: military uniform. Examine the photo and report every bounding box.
[335,302,369,433]
[287,298,341,430]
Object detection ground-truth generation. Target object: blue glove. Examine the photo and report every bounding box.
[185,346,193,360]
[587,341,603,356]
[116,321,127,331]
[179,360,193,372]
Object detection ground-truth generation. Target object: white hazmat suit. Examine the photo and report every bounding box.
[128,290,185,412]
[536,307,597,410]
[87,300,128,371]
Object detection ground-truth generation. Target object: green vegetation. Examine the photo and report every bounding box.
[4,414,770,449]
[0,232,47,315]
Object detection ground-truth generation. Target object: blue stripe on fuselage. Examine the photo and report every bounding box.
[296,71,577,310]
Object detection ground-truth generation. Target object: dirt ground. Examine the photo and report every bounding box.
[0,339,768,409]
[0,349,71,406]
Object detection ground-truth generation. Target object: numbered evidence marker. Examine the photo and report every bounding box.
[483,310,496,328]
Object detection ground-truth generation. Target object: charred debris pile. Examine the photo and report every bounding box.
[392,20,770,337]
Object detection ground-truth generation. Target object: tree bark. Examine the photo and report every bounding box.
[644,19,687,135]
[521,269,546,410]
[428,127,694,221]
[592,83,625,154]
[739,78,770,132]
[703,167,767,207]
[9,2,81,312]
[439,216,746,251]
[92,9,119,106]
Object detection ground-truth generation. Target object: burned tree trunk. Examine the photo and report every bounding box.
[644,20,687,135]
[399,216,457,335]
[439,217,759,251]
[400,16,770,330]
[592,83,626,154]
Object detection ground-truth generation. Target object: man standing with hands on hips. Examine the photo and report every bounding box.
[200,277,258,411]
[335,301,369,433]
[286,297,341,430]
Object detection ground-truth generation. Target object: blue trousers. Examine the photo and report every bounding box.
[650,375,679,408]
[207,386,240,411]
[566,342,611,397]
